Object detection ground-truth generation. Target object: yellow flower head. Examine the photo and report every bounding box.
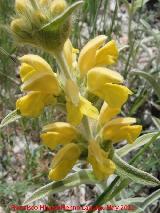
[87,67,132,108]
[49,143,81,181]
[102,117,142,144]
[88,141,116,180]
[41,122,78,150]
[16,91,56,117]
[78,35,118,76]
[19,54,60,95]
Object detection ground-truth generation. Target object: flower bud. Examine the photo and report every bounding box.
[11,0,83,52]
[51,0,68,16]
[15,0,27,14]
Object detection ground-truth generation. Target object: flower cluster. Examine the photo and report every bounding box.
[11,0,80,52]
[16,34,142,181]
[16,54,60,117]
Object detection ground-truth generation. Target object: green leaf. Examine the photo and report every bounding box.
[23,170,98,205]
[41,1,83,31]
[113,153,160,186]
[139,189,160,211]
[133,0,150,13]
[131,71,160,100]
[152,116,160,130]
[116,132,160,157]
[87,177,131,213]
[0,110,21,129]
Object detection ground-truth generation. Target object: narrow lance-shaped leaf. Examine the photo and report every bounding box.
[23,170,98,205]
[116,132,160,157]
[113,153,160,186]
[0,109,21,129]
[41,1,83,31]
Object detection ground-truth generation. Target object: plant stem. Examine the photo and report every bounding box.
[53,50,73,80]
[53,49,93,140]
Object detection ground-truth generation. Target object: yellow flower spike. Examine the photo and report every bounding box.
[87,67,124,91]
[88,141,116,180]
[96,40,119,66]
[19,55,53,75]
[51,0,68,16]
[48,143,81,181]
[99,102,120,126]
[16,92,55,117]
[41,122,78,150]
[78,35,107,76]
[66,96,99,126]
[91,83,132,108]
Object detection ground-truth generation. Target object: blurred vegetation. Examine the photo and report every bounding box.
[0,0,160,212]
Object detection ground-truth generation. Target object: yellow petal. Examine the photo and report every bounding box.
[102,124,142,144]
[91,83,132,108]
[121,125,142,144]
[65,79,80,105]
[41,129,76,150]
[104,117,136,128]
[87,67,124,91]
[48,143,81,181]
[19,63,34,82]
[96,40,119,66]
[66,101,83,126]
[78,35,107,76]
[102,117,139,143]
[42,122,78,138]
[21,72,60,95]
[99,102,120,126]
[79,96,99,120]
[19,54,53,74]
[88,141,116,180]
[16,92,47,117]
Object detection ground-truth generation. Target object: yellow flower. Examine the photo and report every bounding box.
[66,95,99,126]
[87,67,132,108]
[102,117,142,144]
[16,92,56,117]
[78,35,118,76]
[88,141,116,180]
[41,122,78,150]
[99,102,120,126]
[48,143,81,181]
[19,55,60,95]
